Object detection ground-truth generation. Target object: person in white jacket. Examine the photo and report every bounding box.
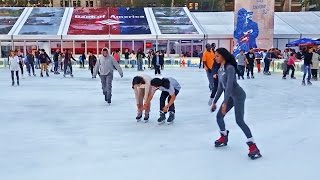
[8,50,20,86]
[311,50,320,80]
[132,75,152,122]
[93,47,123,105]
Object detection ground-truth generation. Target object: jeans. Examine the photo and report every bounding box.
[11,71,19,83]
[64,63,73,75]
[137,59,143,71]
[247,65,254,77]
[303,65,311,81]
[27,62,35,75]
[100,73,113,101]
[237,65,245,78]
[206,70,214,90]
[54,61,59,72]
[264,59,270,73]
[160,89,179,113]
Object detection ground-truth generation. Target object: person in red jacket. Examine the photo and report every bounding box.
[282,52,296,79]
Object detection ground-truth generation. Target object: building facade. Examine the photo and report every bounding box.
[0,0,318,12]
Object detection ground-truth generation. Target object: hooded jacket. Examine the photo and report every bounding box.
[93,48,123,77]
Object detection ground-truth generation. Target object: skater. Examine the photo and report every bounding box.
[26,50,36,76]
[311,49,320,81]
[144,77,181,125]
[17,49,24,78]
[210,48,261,159]
[137,49,145,71]
[302,48,313,85]
[282,52,296,79]
[80,52,86,68]
[8,50,20,86]
[246,48,255,79]
[124,49,130,68]
[63,49,76,77]
[93,47,123,104]
[255,49,263,73]
[53,49,60,74]
[263,49,275,75]
[130,50,136,68]
[132,75,152,122]
[202,43,215,90]
[152,51,164,75]
[282,49,290,76]
[38,49,49,77]
[235,50,246,80]
[88,52,97,78]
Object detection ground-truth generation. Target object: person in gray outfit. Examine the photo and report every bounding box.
[235,50,246,79]
[93,47,123,104]
[210,48,261,159]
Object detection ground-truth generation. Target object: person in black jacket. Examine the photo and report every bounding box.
[53,49,60,74]
[152,51,164,75]
[88,51,97,78]
[26,50,36,76]
[302,48,313,85]
[38,49,49,77]
[63,49,77,77]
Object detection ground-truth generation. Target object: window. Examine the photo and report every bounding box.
[60,0,64,7]
[77,0,81,7]
[86,1,89,7]
[65,0,69,7]
[73,1,76,7]
[90,1,93,7]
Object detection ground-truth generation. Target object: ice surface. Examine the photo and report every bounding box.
[0,67,319,180]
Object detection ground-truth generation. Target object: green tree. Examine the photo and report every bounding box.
[160,0,172,7]
[174,0,185,7]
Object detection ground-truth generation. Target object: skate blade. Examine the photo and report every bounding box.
[214,143,227,147]
[249,154,262,160]
[158,121,165,125]
[144,120,149,123]
[136,119,142,122]
[167,121,174,125]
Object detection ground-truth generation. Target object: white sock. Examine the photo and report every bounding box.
[220,130,228,136]
[247,137,255,143]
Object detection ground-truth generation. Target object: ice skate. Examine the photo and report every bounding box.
[247,76,250,79]
[307,81,312,85]
[167,112,175,125]
[302,80,306,86]
[136,113,142,122]
[157,112,166,125]
[215,130,229,147]
[241,76,244,80]
[291,77,296,79]
[40,73,43,77]
[247,142,262,160]
[282,76,286,79]
[144,114,149,123]
[28,73,31,76]
[33,73,36,76]
[17,81,19,86]
[251,76,254,79]
[70,74,74,78]
[11,81,14,86]
[63,74,66,78]
[46,72,49,77]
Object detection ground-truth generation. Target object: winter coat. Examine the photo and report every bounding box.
[152,55,164,66]
[9,56,20,71]
[311,52,320,70]
[93,48,123,77]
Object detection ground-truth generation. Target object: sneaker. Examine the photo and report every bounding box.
[215,130,229,147]
[247,142,262,159]
[167,112,175,124]
[157,112,166,124]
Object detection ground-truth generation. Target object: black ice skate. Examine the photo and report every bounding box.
[17,81,19,86]
[282,76,286,79]
[167,112,175,124]
[302,80,306,86]
[70,74,74,78]
[251,76,255,79]
[307,81,312,85]
[247,142,262,160]
[12,81,14,86]
[144,114,149,123]
[46,72,49,77]
[158,112,166,125]
[136,113,142,122]
[28,73,31,76]
[215,130,229,147]
[40,73,43,77]
[247,76,250,79]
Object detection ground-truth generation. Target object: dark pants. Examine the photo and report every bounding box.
[154,65,161,75]
[27,62,35,75]
[283,65,295,78]
[11,71,19,82]
[216,94,253,139]
[264,59,270,73]
[160,89,179,113]
[19,62,23,75]
[210,76,219,98]
[199,59,203,68]
[64,63,73,75]
[90,65,94,75]
[247,65,254,77]
[311,69,318,79]
[54,61,59,72]
[60,62,63,71]
[148,59,151,68]
[237,65,245,78]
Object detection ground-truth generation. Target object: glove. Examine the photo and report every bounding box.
[207,69,212,73]
[208,98,214,106]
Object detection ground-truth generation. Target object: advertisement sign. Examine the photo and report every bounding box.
[19,8,65,35]
[152,7,198,34]
[0,7,24,34]
[68,8,151,35]
[233,0,274,55]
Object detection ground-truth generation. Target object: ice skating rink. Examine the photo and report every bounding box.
[0,67,319,180]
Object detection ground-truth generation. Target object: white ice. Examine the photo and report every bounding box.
[0,67,319,180]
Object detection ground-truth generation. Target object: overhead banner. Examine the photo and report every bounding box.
[233,0,274,55]
[68,8,151,35]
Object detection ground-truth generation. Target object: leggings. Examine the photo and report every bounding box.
[19,62,23,75]
[11,71,19,82]
[216,94,253,139]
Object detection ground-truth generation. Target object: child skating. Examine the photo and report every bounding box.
[144,77,181,125]
[282,53,296,79]
[132,75,152,122]
[210,48,261,160]
[8,50,20,86]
